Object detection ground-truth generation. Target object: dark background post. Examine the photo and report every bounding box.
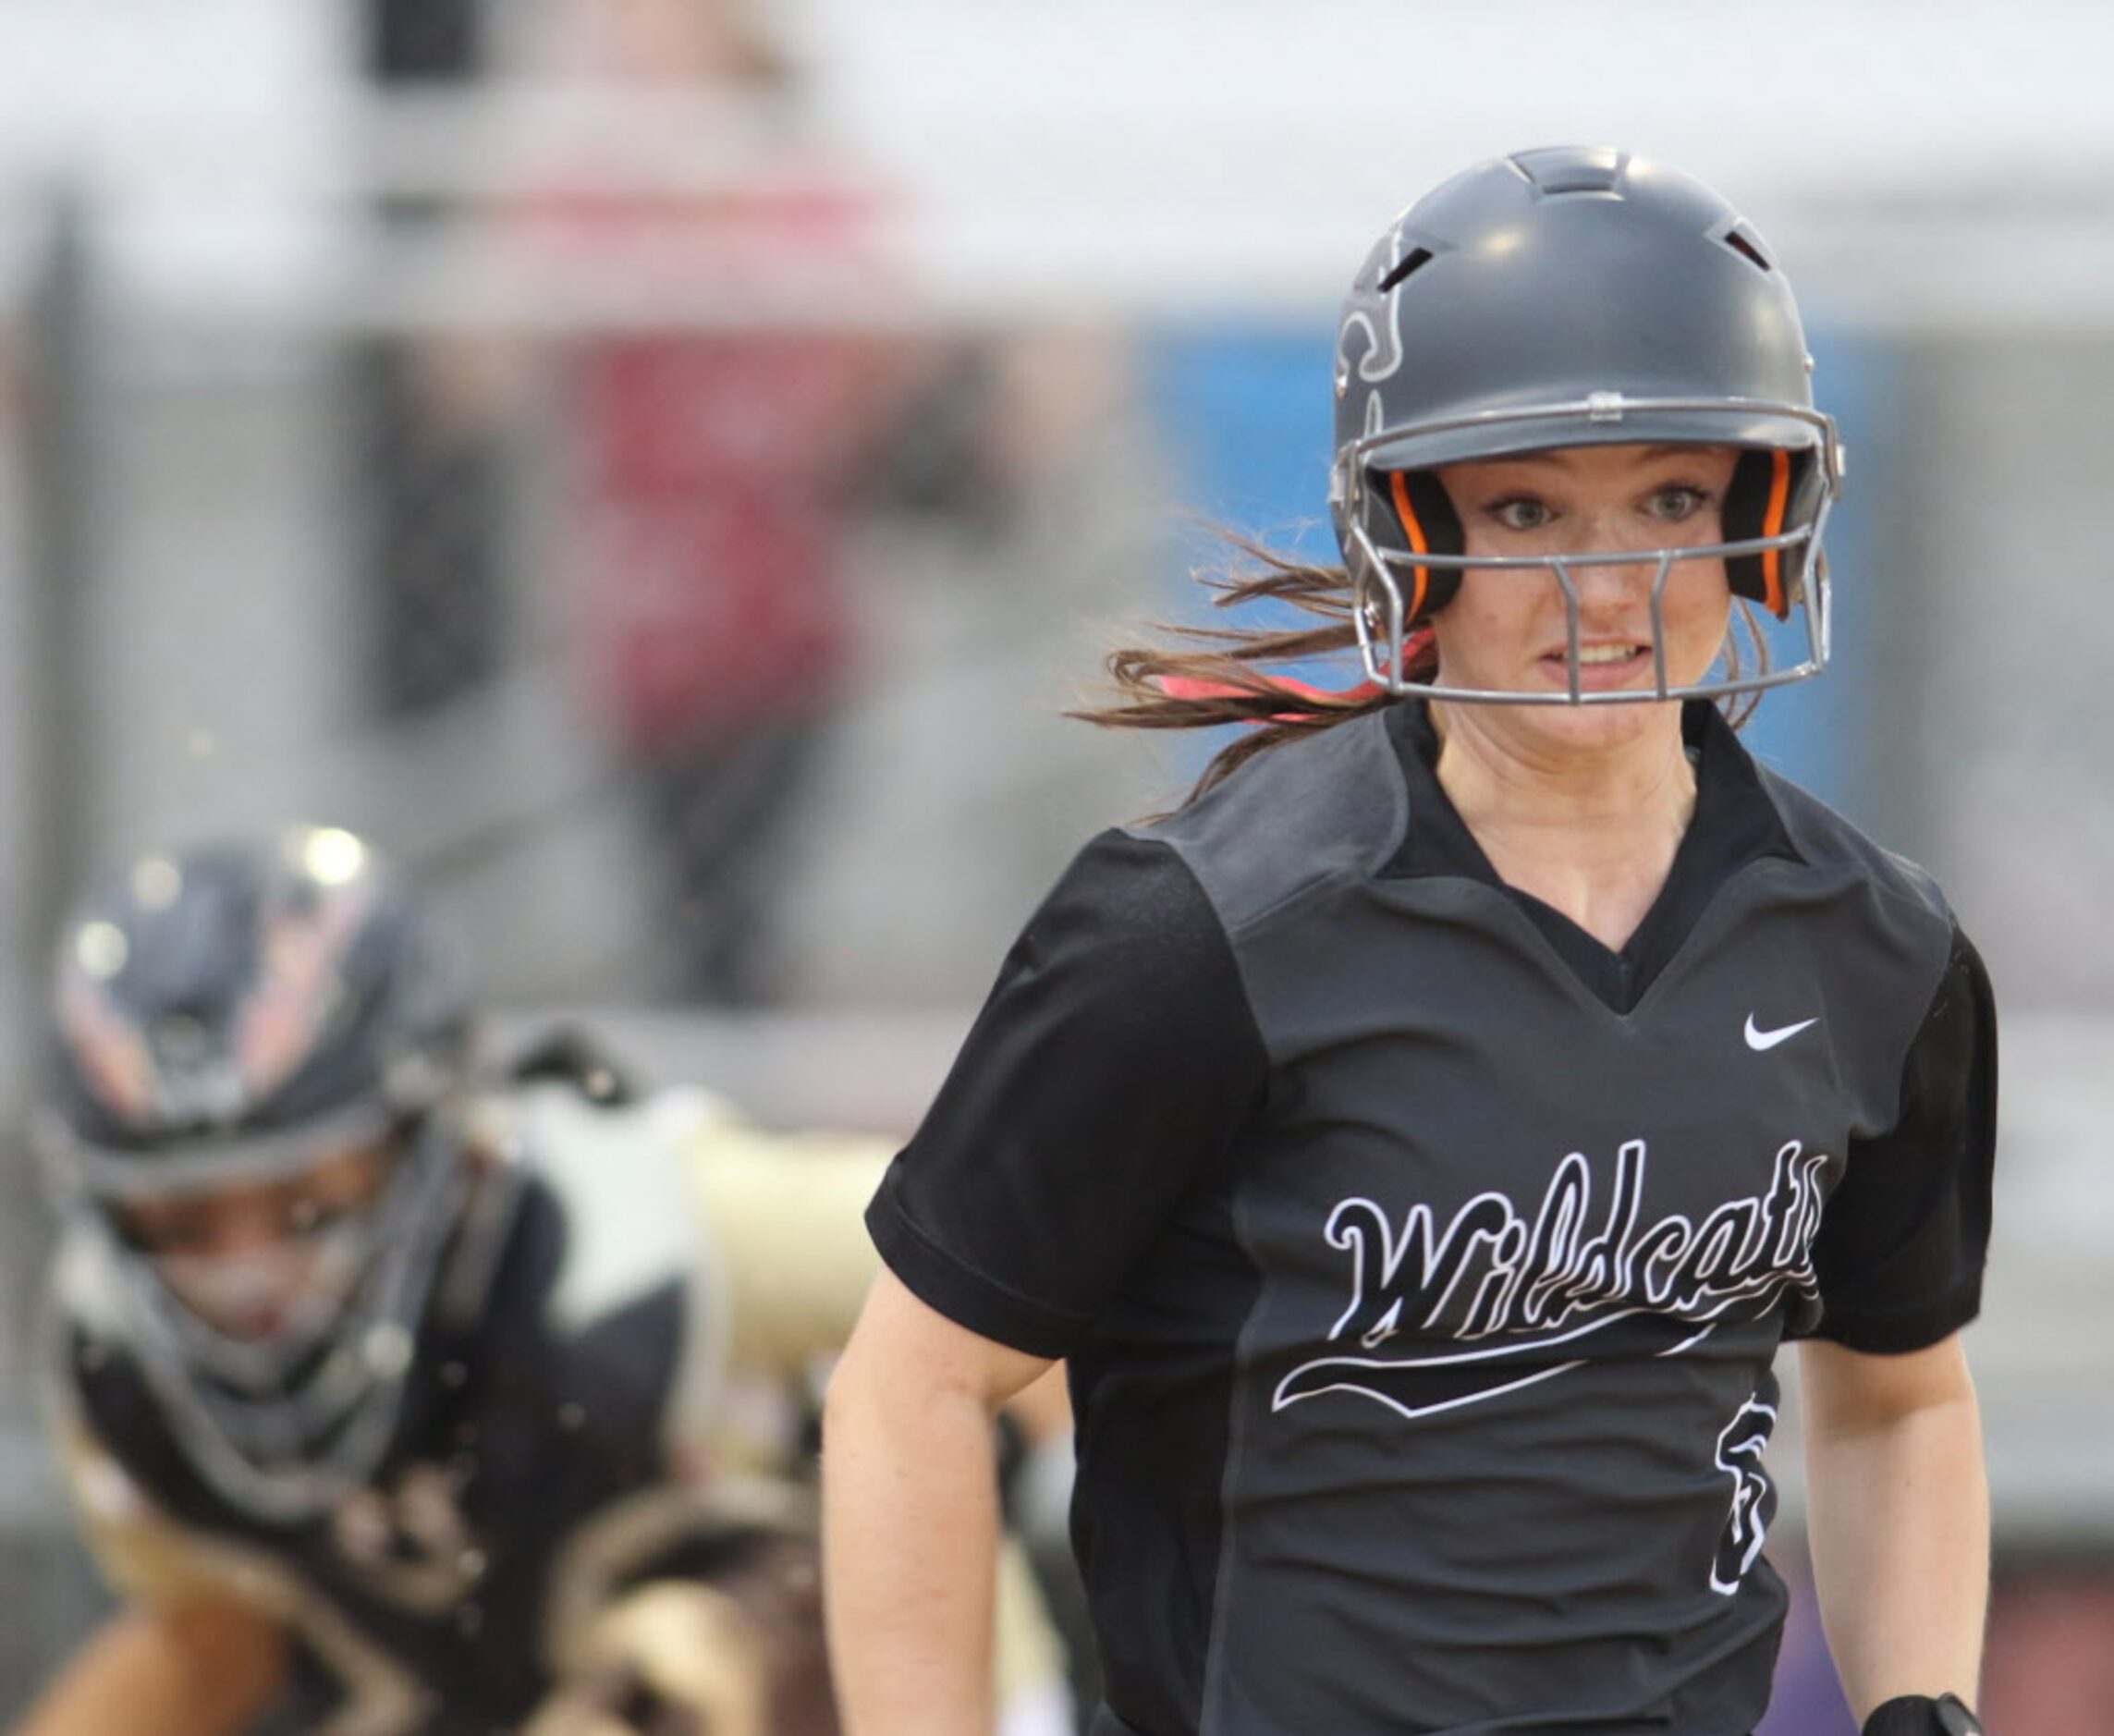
[0,180,118,1712]
[349,0,506,722]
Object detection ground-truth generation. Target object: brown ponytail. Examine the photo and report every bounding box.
[1068,536,1434,807]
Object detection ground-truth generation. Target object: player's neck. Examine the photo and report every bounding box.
[1431,703,1697,951]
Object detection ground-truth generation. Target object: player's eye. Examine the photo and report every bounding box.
[112,1206,212,1254]
[1643,484,1710,524]
[278,1191,371,1240]
[1488,495,1555,532]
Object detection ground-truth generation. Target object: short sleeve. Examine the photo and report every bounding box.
[866,830,1267,1358]
[1801,925,1997,1353]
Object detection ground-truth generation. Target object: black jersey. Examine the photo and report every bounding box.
[870,700,1995,1736]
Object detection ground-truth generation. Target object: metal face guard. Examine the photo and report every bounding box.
[1347,516,1834,705]
[1333,395,1841,704]
[77,1118,478,1522]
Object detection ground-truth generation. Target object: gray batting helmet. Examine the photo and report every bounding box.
[1328,145,1844,703]
[39,826,478,1521]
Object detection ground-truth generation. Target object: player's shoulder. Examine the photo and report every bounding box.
[1126,709,1406,936]
[492,1023,766,1168]
[1750,761,1955,929]
[479,1044,740,1339]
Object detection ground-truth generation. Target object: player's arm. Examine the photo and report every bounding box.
[822,1267,1055,1736]
[22,1376,291,1736]
[1797,1331,1987,1727]
[824,834,1261,1736]
[10,1596,287,1736]
[1796,926,1995,1731]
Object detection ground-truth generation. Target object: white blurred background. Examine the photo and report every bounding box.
[5,1,2114,1727]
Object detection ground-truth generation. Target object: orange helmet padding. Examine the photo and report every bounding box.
[1383,471,1465,624]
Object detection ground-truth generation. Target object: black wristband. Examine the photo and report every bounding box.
[1862,1693,1984,1736]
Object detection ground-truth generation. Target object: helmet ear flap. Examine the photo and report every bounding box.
[1723,448,1819,618]
[1381,471,1465,623]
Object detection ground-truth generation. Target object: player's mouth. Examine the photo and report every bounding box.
[1539,641,1654,690]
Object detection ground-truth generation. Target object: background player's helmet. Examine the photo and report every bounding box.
[1329,145,1845,702]
[39,825,476,1520]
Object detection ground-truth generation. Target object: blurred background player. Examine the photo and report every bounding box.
[339,0,961,1007]
[11,825,1069,1736]
[505,0,938,1006]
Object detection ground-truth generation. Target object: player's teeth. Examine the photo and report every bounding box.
[1575,645,1641,665]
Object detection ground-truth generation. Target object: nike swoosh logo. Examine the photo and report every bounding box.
[1744,1014,1818,1051]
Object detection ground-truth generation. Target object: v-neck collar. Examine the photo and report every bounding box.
[1379,699,1799,1014]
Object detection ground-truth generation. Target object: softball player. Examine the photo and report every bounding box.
[17,827,1068,1736]
[824,148,1994,1736]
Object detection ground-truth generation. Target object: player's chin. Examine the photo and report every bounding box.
[1511,686,1683,754]
[1546,699,1664,740]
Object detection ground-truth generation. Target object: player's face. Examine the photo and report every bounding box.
[111,1141,396,1341]
[1427,443,1738,745]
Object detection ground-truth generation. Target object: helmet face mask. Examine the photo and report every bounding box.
[103,1121,412,1346]
[149,1209,376,1364]
[41,826,479,1521]
[1329,147,1844,705]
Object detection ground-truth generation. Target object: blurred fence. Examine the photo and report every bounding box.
[6,80,2114,1729]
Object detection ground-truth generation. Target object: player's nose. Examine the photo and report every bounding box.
[1557,525,1661,613]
